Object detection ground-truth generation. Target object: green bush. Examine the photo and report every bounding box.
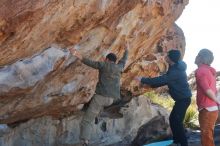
[145,91,174,111]
[184,104,199,129]
[144,91,199,129]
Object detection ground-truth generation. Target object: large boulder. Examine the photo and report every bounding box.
[0,0,188,125]
[0,96,170,146]
[0,0,188,145]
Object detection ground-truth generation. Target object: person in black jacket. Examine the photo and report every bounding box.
[135,49,192,146]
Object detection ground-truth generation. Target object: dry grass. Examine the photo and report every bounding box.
[144,91,199,129]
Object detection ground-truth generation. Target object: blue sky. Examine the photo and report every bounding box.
[176,0,220,74]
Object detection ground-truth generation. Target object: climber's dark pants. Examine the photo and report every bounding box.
[80,94,113,141]
[169,98,191,146]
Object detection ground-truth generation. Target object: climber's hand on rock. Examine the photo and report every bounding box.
[69,47,83,60]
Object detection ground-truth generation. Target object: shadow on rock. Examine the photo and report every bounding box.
[132,115,171,146]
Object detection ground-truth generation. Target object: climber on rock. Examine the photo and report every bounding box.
[69,47,128,146]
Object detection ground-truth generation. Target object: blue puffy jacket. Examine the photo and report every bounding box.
[141,61,192,101]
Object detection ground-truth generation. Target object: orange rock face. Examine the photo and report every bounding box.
[0,0,188,124]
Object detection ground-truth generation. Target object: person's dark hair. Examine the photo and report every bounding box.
[106,53,117,63]
[168,49,181,63]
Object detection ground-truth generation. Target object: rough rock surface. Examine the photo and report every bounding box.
[131,115,170,146]
[0,96,170,146]
[0,0,189,145]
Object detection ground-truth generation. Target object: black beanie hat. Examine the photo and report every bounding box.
[106,53,117,63]
[168,50,181,63]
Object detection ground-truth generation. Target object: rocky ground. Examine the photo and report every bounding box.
[107,125,220,146]
[67,125,220,146]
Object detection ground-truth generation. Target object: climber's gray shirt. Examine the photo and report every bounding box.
[81,50,128,99]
